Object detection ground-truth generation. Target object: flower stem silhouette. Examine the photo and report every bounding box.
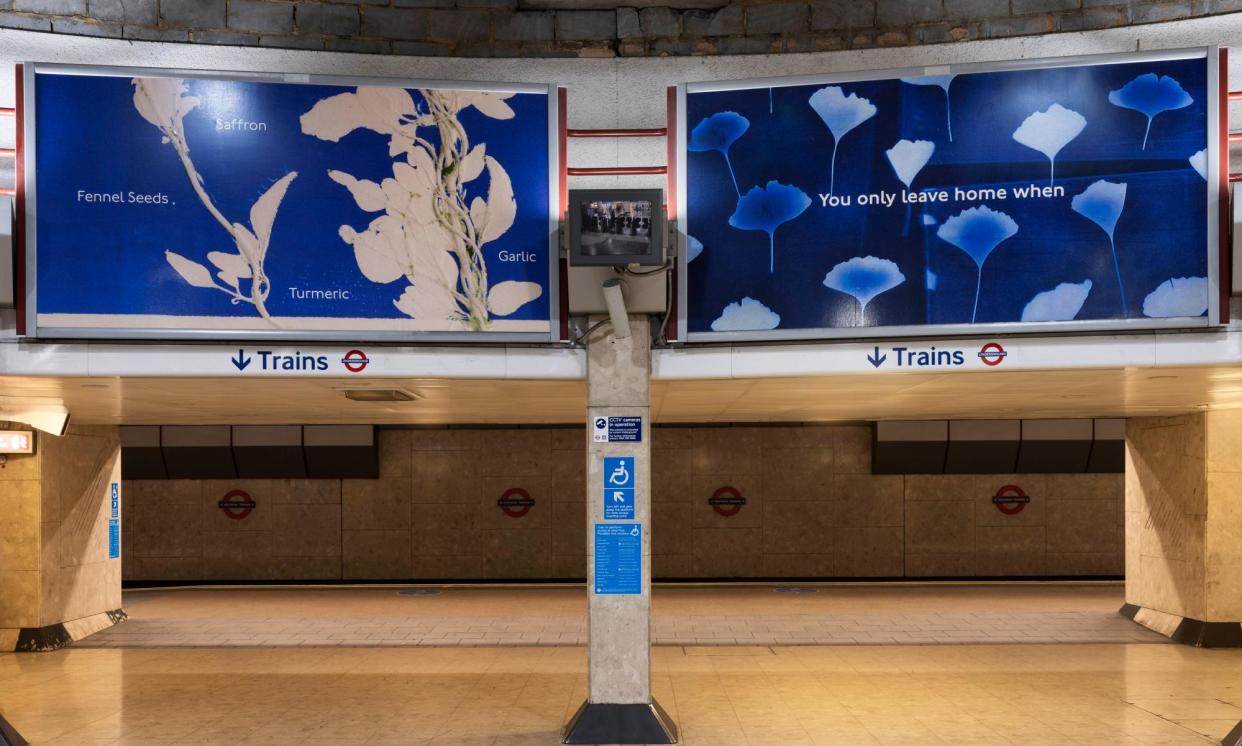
[1109,235,1127,317]
[724,152,741,198]
[134,77,293,325]
[972,266,983,323]
[830,140,839,196]
[944,89,953,142]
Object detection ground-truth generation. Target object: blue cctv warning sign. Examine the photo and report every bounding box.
[603,456,635,520]
[108,520,119,559]
[594,524,641,595]
[108,482,120,559]
[592,416,642,443]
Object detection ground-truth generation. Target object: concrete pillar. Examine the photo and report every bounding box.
[1123,413,1242,647]
[0,425,125,651]
[563,317,676,744]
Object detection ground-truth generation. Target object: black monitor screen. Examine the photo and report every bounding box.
[569,189,664,266]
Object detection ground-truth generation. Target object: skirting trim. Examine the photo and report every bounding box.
[1119,603,1242,648]
[0,712,27,746]
[11,609,127,653]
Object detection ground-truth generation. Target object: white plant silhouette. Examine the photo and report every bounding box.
[1011,103,1086,186]
[301,86,541,331]
[132,77,297,323]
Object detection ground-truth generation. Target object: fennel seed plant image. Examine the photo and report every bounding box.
[134,77,298,324]
[302,86,542,331]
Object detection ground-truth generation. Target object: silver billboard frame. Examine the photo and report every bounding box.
[22,62,561,344]
[675,46,1222,345]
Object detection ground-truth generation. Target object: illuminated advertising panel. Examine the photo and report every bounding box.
[678,49,1223,342]
[22,64,558,342]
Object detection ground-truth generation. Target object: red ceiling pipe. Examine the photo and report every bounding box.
[567,166,667,176]
[566,128,666,138]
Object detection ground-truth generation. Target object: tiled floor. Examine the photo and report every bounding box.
[75,583,1169,648]
[2,643,1240,744]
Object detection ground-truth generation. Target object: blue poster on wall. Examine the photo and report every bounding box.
[680,49,1221,342]
[24,64,556,341]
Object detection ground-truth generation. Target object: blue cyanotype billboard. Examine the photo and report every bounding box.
[678,49,1222,342]
[23,64,557,341]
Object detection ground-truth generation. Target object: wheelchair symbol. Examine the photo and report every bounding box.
[608,462,630,486]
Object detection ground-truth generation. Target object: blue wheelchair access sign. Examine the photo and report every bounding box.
[603,456,635,520]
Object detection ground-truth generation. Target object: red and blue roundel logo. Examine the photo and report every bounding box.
[341,349,370,373]
[978,342,1007,366]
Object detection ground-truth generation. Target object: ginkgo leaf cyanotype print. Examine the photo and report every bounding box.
[134,77,298,324]
[303,86,539,331]
[711,297,781,331]
[1108,73,1193,150]
[936,205,1018,323]
[899,74,956,141]
[885,139,935,235]
[1072,179,1129,317]
[1189,149,1207,180]
[688,111,750,197]
[729,180,812,273]
[1011,103,1086,186]
[687,236,704,263]
[808,86,877,195]
[1020,279,1093,322]
[1142,276,1208,318]
[822,255,906,326]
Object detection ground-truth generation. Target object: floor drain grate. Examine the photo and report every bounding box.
[398,589,441,596]
[773,587,818,594]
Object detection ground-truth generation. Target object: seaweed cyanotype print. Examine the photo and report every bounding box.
[301,87,540,331]
[134,77,298,324]
[822,256,906,326]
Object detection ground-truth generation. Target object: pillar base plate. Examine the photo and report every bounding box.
[562,700,678,744]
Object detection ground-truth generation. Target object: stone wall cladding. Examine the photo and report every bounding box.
[0,1,1231,57]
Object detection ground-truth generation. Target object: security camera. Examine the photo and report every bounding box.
[602,278,630,340]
